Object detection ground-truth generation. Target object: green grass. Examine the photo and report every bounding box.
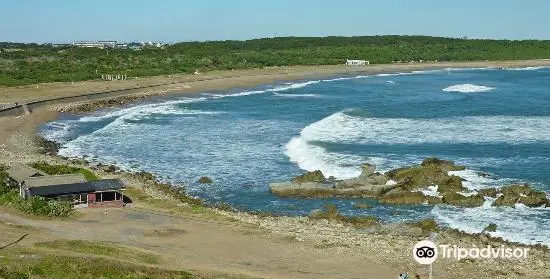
[30,161,99,181]
[0,248,194,279]
[35,240,160,265]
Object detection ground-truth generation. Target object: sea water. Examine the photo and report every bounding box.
[41,66,550,245]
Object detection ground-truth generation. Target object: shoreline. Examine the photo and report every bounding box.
[2,59,550,114]
[2,60,550,278]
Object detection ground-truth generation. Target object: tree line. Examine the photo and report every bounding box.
[2,35,550,86]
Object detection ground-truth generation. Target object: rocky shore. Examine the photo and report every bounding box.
[270,157,550,209]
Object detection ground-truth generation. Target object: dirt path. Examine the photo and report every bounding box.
[0,207,397,279]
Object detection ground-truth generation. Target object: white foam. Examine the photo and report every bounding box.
[385,179,398,186]
[291,111,550,145]
[442,84,495,93]
[274,93,320,98]
[433,202,550,246]
[448,169,507,190]
[42,97,216,142]
[417,185,442,198]
[322,77,354,82]
[202,90,265,98]
[505,66,549,71]
[284,136,364,178]
[267,80,321,92]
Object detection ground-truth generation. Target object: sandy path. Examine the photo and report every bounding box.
[0,207,397,279]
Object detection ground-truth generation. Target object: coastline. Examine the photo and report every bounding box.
[2,59,550,112]
[2,60,550,278]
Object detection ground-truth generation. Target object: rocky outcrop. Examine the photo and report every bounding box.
[198,176,213,184]
[270,158,549,209]
[442,192,485,207]
[270,165,395,198]
[291,170,326,183]
[492,184,549,207]
[420,157,465,172]
[477,188,498,198]
[379,191,441,205]
[386,166,455,191]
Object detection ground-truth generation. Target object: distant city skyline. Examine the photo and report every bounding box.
[2,0,550,43]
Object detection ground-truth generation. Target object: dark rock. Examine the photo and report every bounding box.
[478,188,498,198]
[421,157,465,171]
[492,184,549,207]
[198,176,213,184]
[103,165,119,173]
[291,170,326,183]
[437,175,466,193]
[386,166,448,190]
[482,223,497,233]
[136,171,155,181]
[408,218,439,233]
[34,136,60,155]
[359,163,376,179]
[379,191,441,205]
[442,192,484,207]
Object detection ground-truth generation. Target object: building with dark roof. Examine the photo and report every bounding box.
[25,179,126,208]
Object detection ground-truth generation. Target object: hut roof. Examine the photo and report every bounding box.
[7,163,47,183]
[24,174,86,188]
[28,179,125,197]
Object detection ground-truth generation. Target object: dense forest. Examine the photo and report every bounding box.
[2,35,550,86]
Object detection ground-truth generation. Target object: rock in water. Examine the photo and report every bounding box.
[437,175,466,193]
[442,192,484,207]
[359,163,376,179]
[477,188,498,198]
[492,184,549,207]
[379,191,441,205]
[198,176,213,184]
[482,223,497,233]
[421,157,466,171]
[291,170,326,183]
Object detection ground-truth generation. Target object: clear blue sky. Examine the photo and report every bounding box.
[2,0,550,43]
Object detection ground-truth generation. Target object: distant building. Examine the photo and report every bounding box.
[72,41,117,49]
[115,43,128,49]
[346,59,370,66]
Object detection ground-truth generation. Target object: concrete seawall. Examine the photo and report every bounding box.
[0,80,197,118]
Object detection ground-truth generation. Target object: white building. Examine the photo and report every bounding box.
[346,59,370,66]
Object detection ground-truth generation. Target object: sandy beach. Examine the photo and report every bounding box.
[1,60,550,278]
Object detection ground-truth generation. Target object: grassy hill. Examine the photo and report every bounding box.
[2,35,550,86]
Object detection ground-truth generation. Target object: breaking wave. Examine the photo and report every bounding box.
[288,111,550,146]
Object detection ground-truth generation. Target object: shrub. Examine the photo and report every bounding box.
[31,161,98,181]
[15,196,74,217]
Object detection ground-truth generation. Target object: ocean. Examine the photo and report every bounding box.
[41,66,550,246]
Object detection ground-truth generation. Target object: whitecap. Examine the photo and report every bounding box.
[290,111,550,145]
[267,80,321,92]
[442,84,495,93]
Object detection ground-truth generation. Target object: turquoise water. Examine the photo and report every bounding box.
[41,66,550,245]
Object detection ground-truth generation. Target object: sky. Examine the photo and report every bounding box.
[1,0,550,43]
